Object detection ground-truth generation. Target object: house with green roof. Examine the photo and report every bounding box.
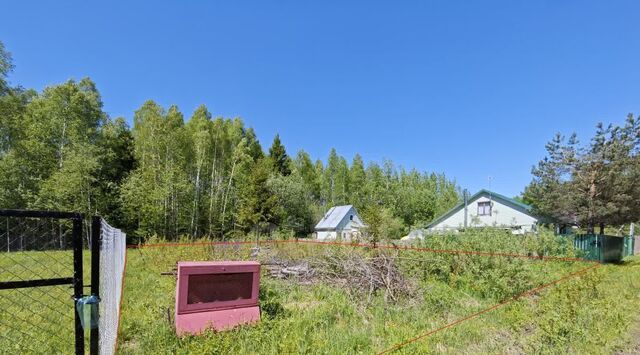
[425,189,538,234]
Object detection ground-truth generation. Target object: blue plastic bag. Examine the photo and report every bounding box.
[76,295,100,329]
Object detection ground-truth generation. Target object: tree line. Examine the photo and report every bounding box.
[524,115,640,234]
[0,41,460,240]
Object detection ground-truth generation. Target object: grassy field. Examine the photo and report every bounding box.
[0,249,94,354]
[2,231,640,354]
[116,232,640,354]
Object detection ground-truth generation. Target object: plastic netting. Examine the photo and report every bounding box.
[99,219,126,355]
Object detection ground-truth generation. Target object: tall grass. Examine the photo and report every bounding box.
[3,231,638,354]
[116,231,636,354]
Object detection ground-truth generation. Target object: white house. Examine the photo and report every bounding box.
[425,189,538,234]
[315,205,366,240]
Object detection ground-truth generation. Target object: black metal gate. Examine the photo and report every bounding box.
[0,209,87,354]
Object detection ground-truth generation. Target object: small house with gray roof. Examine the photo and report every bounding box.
[315,205,366,240]
[425,189,538,234]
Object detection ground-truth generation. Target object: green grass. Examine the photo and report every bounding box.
[116,233,640,354]
[0,249,92,354]
[3,231,640,354]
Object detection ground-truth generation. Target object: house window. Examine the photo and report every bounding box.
[349,215,353,221]
[478,201,492,216]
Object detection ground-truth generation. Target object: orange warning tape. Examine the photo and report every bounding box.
[123,238,599,353]
[376,263,601,354]
[128,238,596,263]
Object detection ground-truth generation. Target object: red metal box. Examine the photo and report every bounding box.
[175,261,260,335]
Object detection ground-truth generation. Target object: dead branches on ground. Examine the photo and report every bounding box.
[262,247,417,304]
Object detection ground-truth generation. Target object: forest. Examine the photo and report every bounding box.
[3,36,638,240]
[0,41,460,240]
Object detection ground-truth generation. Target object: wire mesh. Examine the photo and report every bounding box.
[98,219,126,355]
[0,214,77,354]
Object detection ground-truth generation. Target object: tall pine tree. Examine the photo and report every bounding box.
[268,134,291,176]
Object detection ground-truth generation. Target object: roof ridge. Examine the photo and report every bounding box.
[315,205,357,230]
[476,189,531,210]
[424,189,534,229]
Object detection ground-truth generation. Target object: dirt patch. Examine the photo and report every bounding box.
[615,316,640,354]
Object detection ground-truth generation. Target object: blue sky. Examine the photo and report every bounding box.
[2,1,639,197]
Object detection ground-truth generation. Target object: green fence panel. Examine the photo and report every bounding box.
[573,234,600,261]
[571,234,634,263]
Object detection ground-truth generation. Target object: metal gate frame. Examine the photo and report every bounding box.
[0,209,92,355]
[90,216,101,355]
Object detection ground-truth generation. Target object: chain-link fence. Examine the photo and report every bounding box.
[0,210,84,354]
[0,211,127,355]
[98,218,126,355]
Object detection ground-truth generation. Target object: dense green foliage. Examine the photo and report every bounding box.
[524,118,640,233]
[0,41,459,239]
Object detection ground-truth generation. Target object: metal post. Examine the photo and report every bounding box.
[90,216,101,355]
[72,217,85,355]
[463,189,468,228]
[632,223,640,255]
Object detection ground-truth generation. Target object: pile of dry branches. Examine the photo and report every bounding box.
[315,250,416,303]
[262,248,417,304]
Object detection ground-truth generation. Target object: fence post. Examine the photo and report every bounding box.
[90,216,101,355]
[631,223,636,256]
[72,217,85,355]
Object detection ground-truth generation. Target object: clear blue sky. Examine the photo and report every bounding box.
[2,1,639,197]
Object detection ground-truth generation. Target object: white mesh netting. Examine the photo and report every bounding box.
[99,219,126,355]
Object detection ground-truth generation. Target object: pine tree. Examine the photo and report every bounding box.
[235,156,278,233]
[524,133,580,227]
[525,116,640,233]
[268,134,291,176]
[245,127,264,162]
